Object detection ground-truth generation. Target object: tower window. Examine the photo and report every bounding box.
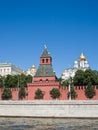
[42,59,44,63]
[39,79,42,82]
[46,59,48,63]
[46,79,49,82]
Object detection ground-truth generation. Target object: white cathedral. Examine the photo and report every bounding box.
[61,53,90,80]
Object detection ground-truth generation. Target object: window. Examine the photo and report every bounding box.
[42,59,44,63]
[46,79,49,82]
[7,69,9,72]
[39,79,42,82]
[46,59,48,63]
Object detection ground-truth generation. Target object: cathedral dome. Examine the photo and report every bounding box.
[84,61,88,64]
[74,61,78,64]
[79,53,86,61]
[32,65,36,69]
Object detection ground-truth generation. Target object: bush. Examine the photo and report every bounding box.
[34,88,44,99]
[2,88,12,100]
[50,88,61,99]
[85,82,96,99]
[18,87,26,99]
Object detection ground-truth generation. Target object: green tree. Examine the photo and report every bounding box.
[83,69,98,85]
[18,74,32,88]
[50,88,61,99]
[73,70,85,86]
[58,78,68,88]
[34,88,44,99]
[3,74,32,89]
[73,69,98,86]
[4,75,17,88]
[85,82,96,99]
[18,87,26,99]
[2,88,12,100]
[0,76,5,88]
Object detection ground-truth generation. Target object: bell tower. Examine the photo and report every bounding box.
[40,45,52,65]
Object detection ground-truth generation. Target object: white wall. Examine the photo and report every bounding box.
[0,100,98,118]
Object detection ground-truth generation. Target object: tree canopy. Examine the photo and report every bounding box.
[73,69,98,86]
[0,74,32,88]
[50,88,61,99]
[85,82,96,99]
[2,88,12,100]
[34,88,44,99]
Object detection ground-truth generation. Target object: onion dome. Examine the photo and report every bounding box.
[32,65,36,69]
[79,53,86,61]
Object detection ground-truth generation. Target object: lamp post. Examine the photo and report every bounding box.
[68,78,71,100]
[17,75,19,88]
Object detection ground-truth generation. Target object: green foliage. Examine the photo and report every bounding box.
[34,88,44,99]
[0,74,32,88]
[73,70,85,86]
[50,88,61,99]
[58,78,68,88]
[73,69,98,86]
[67,86,77,99]
[18,87,26,100]
[2,88,12,100]
[85,82,96,99]
[5,75,18,88]
[0,76,5,88]
[18,74,32,88]
[83,70,98,85]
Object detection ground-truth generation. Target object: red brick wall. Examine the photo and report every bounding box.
[0,86,98,100]
[33,76,56,82]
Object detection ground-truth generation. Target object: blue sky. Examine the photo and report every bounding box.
[0,0,98,77]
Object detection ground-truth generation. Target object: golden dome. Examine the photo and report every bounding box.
[79,53,86,61]
[32,65,36,69]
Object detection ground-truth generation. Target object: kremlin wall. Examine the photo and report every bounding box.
[0,46,98,100]
[0,46,98,118]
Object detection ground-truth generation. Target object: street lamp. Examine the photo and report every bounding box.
[68,78,71,100]
[17,75,20,88]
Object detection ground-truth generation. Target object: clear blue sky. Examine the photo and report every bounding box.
[0,0,98,77]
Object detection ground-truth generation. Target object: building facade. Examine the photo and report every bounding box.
[26,65,36,77]
[0,48,98,100]
[27,46,60,100]
[0,63,24,76]
[62,53,90,80]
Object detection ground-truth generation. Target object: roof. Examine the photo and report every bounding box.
[0,63,23,72]
[40,47,51,58]
[35,64,55,77]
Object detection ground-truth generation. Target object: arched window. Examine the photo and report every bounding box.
[39,79,42,82]
[42,59,44,63]
[46,59,48,63]
[46,79,49,82]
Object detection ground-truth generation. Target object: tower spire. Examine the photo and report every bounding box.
[44,44,47,49]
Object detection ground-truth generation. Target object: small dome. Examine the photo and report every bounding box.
[74,61,78,64]
[32,65,36,69]
[84,60,88,64]
[79,53,86,61]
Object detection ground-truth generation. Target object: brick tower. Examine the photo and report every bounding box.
[27,46,60,100]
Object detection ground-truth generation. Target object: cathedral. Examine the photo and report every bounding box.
[62,53,90,80]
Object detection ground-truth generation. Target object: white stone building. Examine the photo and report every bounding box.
[26,65,36,77]
[0,63,24,76]
[62,53,90,80]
